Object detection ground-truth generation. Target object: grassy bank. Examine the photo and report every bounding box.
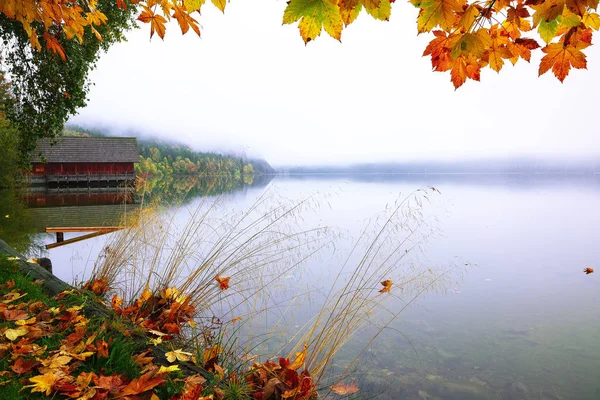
[0,254,316,399]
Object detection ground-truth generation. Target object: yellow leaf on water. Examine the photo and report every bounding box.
[4,327,28,341]
[331,382,360,395]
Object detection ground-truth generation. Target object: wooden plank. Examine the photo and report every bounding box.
[45,229,121,250]
[46,226,127,233]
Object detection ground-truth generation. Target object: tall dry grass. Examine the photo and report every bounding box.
[89,185,453,397]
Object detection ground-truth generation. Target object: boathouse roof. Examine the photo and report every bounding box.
[32,137,139,163]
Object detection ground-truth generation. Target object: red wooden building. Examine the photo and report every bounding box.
[31,137,139,184]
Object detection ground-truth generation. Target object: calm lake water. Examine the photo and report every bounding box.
[2,174,599,400]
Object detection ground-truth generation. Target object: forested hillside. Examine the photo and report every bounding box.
[64,126,275,177]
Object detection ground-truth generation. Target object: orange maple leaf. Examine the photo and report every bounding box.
[451,54,481,88]
[137,6,167,39]
[331,382,360,395]
[379,279,393,293]
[2,308,29,321]
[584,267,594,274]
[119,371,165,396]
[539,42,587,82]
[215,276,230,290]
[289,343,308,371]
[42,33,66,61]
[11,357,39,374]
[172,5,201,36]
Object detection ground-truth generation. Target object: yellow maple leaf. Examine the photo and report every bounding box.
[25,373,58,396]
[165,349,192,363]
[41,355,73,369]
[16,317,37,326]
[158,365,181,374]
[4,327,28,341]
[289,343,308,371]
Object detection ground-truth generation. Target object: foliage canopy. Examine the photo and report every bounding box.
[0,0,597,152]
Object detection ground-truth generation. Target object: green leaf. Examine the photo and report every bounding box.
[538,19,559,43]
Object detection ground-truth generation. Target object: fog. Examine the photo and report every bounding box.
[69,0,600,166]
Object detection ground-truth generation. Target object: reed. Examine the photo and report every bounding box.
[88,185,452,398]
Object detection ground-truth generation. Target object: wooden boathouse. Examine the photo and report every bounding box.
[30,137,138,185]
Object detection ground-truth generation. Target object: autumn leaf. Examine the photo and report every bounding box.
[40,355,73,370]
[508,37,540,63]
[138,6,167,39]
[283,0,344,43]
[16,317,37,325]
[215,276,230,290]
[4,327,28,341]
[331,382,360,395]
[10,357,39,374]
[158,365,181,374]
[484,25,513,72]
[2,308,29,321]
[451,54,481,88]
[97,340,109,358]
[173,5,201,36]
[365,0,391,21]
[211,0,227,12]
[202,344,222,363]
[584,267,594,274]
[111,294,123,310]
[120,371,166,396]
[413,0,465,33]
[42,33,66,61]
[379,279,392,293]
[289,343,308,370]
[539,41,587,81]
[531,0,565,25]
[25,373,58,396]
[185,0,205,12]
[582,11,600,29]
[166,348,193,363]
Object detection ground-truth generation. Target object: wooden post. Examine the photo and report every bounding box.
[56,232,64,243]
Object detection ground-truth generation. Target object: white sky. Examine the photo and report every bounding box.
[70,0,600,166]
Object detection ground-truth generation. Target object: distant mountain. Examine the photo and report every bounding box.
[280,158,600,175]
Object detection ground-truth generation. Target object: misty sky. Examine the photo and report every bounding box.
[69,0,600,166]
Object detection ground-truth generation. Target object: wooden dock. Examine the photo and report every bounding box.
[44,226,127,249]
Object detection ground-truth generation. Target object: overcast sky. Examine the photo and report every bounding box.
[69,0,600,166]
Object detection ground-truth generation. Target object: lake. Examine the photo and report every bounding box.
[2,174,599,400]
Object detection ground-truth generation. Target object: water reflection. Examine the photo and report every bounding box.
[1,173,599,399]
